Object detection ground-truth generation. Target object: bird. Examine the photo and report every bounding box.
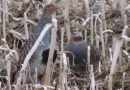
[65,31,101,74]
[12,4,59,84]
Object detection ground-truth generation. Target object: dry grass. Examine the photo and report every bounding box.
[0,0,130,90]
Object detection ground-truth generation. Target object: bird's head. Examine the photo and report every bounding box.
[44,4,59,16]
[71,31,83,42]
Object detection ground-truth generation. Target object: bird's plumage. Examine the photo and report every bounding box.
[12,4,58,84]
[65,31,101,72]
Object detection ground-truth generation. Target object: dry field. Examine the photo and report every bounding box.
[0,0,130,90]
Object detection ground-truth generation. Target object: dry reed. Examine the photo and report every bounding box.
[0,0,130,90]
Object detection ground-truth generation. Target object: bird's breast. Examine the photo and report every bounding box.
[65,42,87,65]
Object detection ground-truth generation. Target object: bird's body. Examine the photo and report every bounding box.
[65,40,88,71]
[65,31,101,73]
[12,4,58,84]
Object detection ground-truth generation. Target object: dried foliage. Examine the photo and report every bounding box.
[0,0,130,90]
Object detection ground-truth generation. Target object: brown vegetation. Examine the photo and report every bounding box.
[0,0,130,90]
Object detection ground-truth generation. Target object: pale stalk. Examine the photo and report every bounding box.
[83,0,90,43]
[24,13,29,39]
[26,85,28,90]
[2,38,10,49]
[112,34,117,51]
[33,84,56,89]
[102,30,116,51]
[100,21,105,57]
[90,9,93,44]
[93,13,101,48]
[123,50,130,59]
[0,0,2,39]
[18,0,23,10]
[90,65,95,90]
[7,60,11,90]
[27,19,37,26]
[0,39,19,61]
[9,29,26,40]
[0,0,1,24]
[93,13,101,30]
[0,47,19,60]
[119,0,125,20]
[82,18,90,26]
[82,18,90,42]
[0,81,1,88]
[2,38,13,90]
[61,27,65,52]
[98,61,101,74]
[122,26,128,36]
[108,37,123,90]
[108,35,130,90]
[101,0,107,49]
[84,0,90,18]
[25,2,33,14]
[2,0,6,40]
[122,72,126,90]
[0,7,22,21]
[5,0,9,22]
[59,27,65,89]
[5,52,13,90]
[111,0,119,9]
[123,15,128,50]
[109,48,113,61]
[44,19,58,86]
[64,0,71,42]
[62,53,68,90]
[87,46,90,73]
[95,35,100,48]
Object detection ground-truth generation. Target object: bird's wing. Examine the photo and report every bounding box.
[90,45,101,64]
[18,34,37,65]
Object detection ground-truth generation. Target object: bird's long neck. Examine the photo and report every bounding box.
[33,12,52,44]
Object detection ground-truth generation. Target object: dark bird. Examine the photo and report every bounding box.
[12,4,59,84]
[65,31,101,73]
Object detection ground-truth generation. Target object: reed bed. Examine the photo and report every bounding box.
[0,0,130,90]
